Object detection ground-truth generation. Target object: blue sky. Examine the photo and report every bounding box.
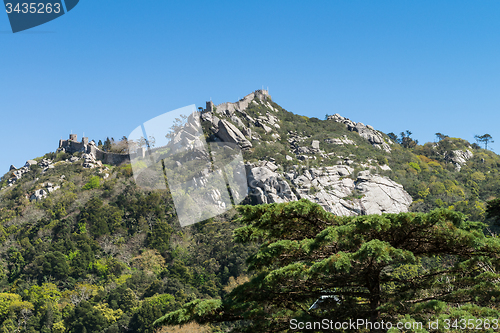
[1,1,500,173]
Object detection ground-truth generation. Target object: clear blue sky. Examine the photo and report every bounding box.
[1,1,500,173]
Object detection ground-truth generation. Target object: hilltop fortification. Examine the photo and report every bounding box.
[208,89,271,116]
[58,134,130,166]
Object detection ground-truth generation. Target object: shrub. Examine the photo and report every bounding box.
[82,176,101,190]
[408,162,421,172]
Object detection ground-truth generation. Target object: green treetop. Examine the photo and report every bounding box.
[155,199,500,333]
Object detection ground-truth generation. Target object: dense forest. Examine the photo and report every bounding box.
[1,95,500,332]
[0,152,258,332]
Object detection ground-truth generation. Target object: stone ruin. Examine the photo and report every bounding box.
[58,134,131,166]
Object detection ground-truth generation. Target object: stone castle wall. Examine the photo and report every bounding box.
[211,89,270,116]
[89,145,131,165]
[59,135,130,166]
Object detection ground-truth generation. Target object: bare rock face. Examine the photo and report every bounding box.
[25,160,38,167]
[30,189,46,202]
[448,149,473,171]
[8,166,29,186]
[230,115,245,128]
[201,112,220,129]
[355,171,413,215]
[80,153,104,169]
[327,114,391,152]
[169,122,206,152]
[29,182,61,202]
[247,163,412,216]
[39,159,53,171]
[247,166,297,204]
[216,119,252,150]
[6,158,52,187]
[256,120,272,133]
[325,135,356,145]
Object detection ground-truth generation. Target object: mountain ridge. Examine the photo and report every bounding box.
[1,89,495,221]
[199,89,496,221]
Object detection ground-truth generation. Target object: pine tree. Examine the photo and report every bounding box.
[155,199,500,332]
[103,137,112,152]
[475,134,494,150]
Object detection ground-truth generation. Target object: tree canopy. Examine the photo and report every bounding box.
[156,199,500,332]
[475,134,494,151]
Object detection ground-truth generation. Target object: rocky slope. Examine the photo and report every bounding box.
[4,90,485,220]
[200,90,413,215]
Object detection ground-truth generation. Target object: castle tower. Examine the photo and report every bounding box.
[206,101,214,112]
[82,137,89,145]
[255,89,270,102]
[69,134,77,142]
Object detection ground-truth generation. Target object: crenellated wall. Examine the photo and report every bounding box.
[211,89,270,116]
[58,134,130,166]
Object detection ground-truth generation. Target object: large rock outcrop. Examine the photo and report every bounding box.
[447,149,474,171]
[247,163,412,216]
[324,135,356,145]
[215,119,252,150]
[247,165,297,204]
[327,114,391,152]
[354,171,413,215]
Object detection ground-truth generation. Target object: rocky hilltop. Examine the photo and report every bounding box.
[2,89,485,219]
[199,90,413,216]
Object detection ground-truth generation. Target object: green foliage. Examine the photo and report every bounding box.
[130,294,175,333]
[158,200,500,332]
[78,197,119,236]
[379,134,500,219]
[26,251,69,282]
[147,221,173,253]
[4,95,500,332]
[0,172,255,333]
[408,161,421,172]
[82,175,101,190]
[66,300,108,333]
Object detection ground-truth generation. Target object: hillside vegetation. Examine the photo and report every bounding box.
[0,92,500,332]
[0,153,256,332]
[216,94,500,224]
